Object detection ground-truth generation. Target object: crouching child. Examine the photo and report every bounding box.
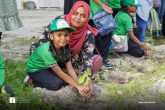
[26,18,92,97]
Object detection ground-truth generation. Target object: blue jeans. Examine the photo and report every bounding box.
[158,0,165,23]
[136,15,147,42]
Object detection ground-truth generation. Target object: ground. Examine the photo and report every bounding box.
[0,9,165,110]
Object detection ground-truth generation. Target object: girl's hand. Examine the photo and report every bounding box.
[77,85,90,97]
[86,80,93,98]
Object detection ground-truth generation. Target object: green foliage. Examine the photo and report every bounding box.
[78,69,90,85]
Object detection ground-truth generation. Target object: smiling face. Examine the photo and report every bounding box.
[49,29,69,49]
[70,6,86,29]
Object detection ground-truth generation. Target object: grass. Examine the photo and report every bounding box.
[2,59,163,110]
[0,59,60,110]
[146,30,165,46]
[1,36,165,110]
[14,36,39,45]
[153,37,165,46]
[13,37,39,45]
[2,36,39,50]
[97,63,165,109]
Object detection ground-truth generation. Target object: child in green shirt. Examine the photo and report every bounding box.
[112,0,151,57]
[26,18,92,97]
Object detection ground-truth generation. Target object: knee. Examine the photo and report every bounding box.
[49,79,66,91]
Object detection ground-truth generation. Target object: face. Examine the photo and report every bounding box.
[71,6,86,29]
[128,5,137,13]
[50,29,69,49]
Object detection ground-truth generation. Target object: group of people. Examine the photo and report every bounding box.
[0,0,165,98]
[25,0,163,98]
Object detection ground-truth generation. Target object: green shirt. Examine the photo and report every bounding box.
[90,0,121,17]
[26,42,70,73]
[113,11,133,36]
[0,53,4,87]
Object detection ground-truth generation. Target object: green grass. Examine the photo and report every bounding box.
[13,37,39,45]
[1,63,164,110]
[145,30,165,46]
[0,59,60,110]
[144,36,165,46]
[1,36,165,110]
[154,37,165,46]
[98,63,165,109]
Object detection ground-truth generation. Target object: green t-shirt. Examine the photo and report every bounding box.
[113,11,133,36]
[90,0,121,17]
[0,53,4,87]
[26,42,71,73]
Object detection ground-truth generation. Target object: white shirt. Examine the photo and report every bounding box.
[136,0,154,21]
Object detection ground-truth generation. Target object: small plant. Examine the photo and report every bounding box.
[78,69,91,86]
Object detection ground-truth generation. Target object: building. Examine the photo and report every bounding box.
[16,0,64,9]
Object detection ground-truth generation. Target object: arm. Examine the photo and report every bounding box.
[65,61,78,82]
[51,65,90,96]
[92,0,113,13]
[128,31,151,51]
[51,66,79,88]
[65,61,93,97]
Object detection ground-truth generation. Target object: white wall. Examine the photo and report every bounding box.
[38,0,64,8]
[16,0,64,9]
[16,0,23,9]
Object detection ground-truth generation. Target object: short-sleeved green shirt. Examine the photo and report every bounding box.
[26,42,71,73]
[113,11,133,36]
[0,53,4,87]
[90,0,121,17]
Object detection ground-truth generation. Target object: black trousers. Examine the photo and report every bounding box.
[95,33,112,61]
[127,27,144,57]
[89,9,119,61]
[89,20,112,61]
[28,69,68,91]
